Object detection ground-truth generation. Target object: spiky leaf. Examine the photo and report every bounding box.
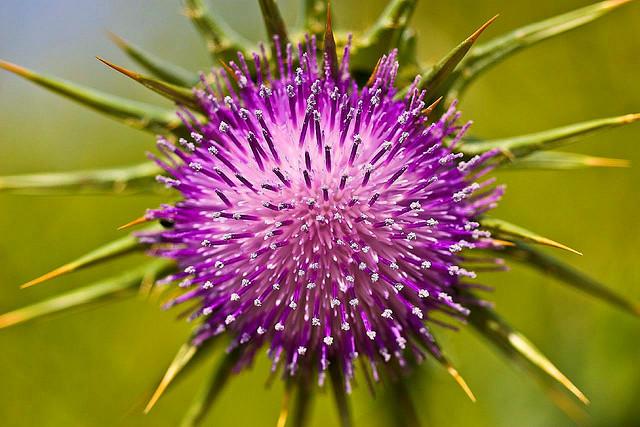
[417,334,477,402]
[145,337,218,414]
[481,217,581,255]
[418,15,498,98]
[448,0,635,100]
[108,32,198,87]
[0,259,173,329]
[20,230,155,289]
[0,162,163,195]
[499,242,640,317]
[97,57,202,111]
[507,151,630,170]
[466,298,589,406]
[0,60,181,133]
[461,113,640,158]
[323,3,339,81]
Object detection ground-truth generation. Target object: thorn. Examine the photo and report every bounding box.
[218,59,238,82]
[620,113,640,124]
[106,31,127,48]
[488,239,516,247]
[144,345,198,413]
[446,364,477,402]
[468,14,500,44]
[118,216,149,230]
[422,96,443,116]
[605,0,635,9]
[0,60,31,77]
[276,384,292,427]
[583,157,630,168]
[20,264,75,289]
[96,56,141,80]
[508,332,590,405]
[0,311,25,329]
[536,237,583,256]
[323,0,339,81]
[366,58,382,87]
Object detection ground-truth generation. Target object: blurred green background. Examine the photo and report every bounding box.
[0,1,638,426]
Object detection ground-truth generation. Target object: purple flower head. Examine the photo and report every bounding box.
[143,36,504,387]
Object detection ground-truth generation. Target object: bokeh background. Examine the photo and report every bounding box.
[1,1,638,426]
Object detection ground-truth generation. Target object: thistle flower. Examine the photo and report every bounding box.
[142,40,505,387]
[1,1,638,426]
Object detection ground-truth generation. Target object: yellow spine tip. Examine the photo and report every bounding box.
[447,365,477,403]
[0,60,31,77]
[117,216,149,231]
[20,264,74,289]
[0,312,24,329]
[622,113,640,123]
[469,14,500,42]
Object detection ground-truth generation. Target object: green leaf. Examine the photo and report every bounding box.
[480,217,582,255]
[0,162,163,196]
[329,365,353,427]
[461,113,640,158]
[19,228,158,289]
[258,0,290,53]
[448,0,635,100]
[301,0,328,36]
[179,349,241,427]
[0,259,173,329]
[467,299,590,406]
[108,32,198,87]
[499,242,640,317]
[183,0,252,62]
[507,151,630,170]
[0,60,182,134]
[417,15,498,97]
[96,57,202,111]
